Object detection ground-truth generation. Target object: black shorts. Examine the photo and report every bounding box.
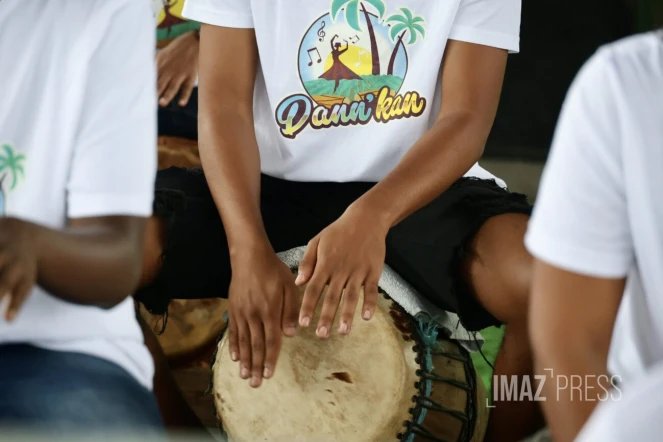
[135,167,532,332]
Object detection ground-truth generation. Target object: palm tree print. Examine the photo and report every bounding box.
[386,9,425,76]
[331,0,386,76]
[0,144,26,215]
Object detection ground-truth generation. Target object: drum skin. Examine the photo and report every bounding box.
[139,298,228,364]
[211,284,488,442]
[157,136,201,169]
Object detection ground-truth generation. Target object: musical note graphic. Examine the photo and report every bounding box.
[307,48,322,66]
[355,50,366,68]
[350,35,360,44]
[317,21,327,42]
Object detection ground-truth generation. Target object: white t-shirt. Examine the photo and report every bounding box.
[525,32,663,386]
[576,362,663,442]
[183,0,521,183]
[0,0,157,389]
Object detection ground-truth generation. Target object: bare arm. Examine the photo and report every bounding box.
[0,216,146,315]
[530,260,624,442]
[350,40,507,227]
[197,24,264,253]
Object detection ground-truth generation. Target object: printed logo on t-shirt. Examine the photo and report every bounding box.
[153,0,199,44]
[275,0,428,139]
[0,144,25,216]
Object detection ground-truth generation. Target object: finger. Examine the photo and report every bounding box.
[0,265,20,305]
[338,276,362,335]
[262,318,282,380]
[362,275,380,320]
[299,271,327,328]
[316,276,347,339]
[236,319,252,380]
[296,237,319,286]
[227,314,240,362]
[5,278,32,322]
[281,282,299,337]
[157,75,171,99]
[159,78,183,107]
[178,77,196,107]
[248,318,265,388]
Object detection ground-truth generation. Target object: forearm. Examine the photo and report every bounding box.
[198,107,267,254]
[35,219,146,308]
[352,111,487,227]
[534,333,613,442]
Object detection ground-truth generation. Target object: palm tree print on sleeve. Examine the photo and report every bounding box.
[331,0,386,76]
[386,9,425,75]
[0,144,26,216]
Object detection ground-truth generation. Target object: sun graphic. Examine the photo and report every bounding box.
[156,0,187,24]
[323,45,373,77]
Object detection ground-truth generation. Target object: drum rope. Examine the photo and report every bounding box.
[400,315,478,442]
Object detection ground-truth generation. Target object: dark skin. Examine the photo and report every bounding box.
[530,260,624,442]
[0,216,146,319]
[139,24,541,441]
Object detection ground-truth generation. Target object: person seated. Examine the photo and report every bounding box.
[526,30,663,442]
[0,0,163,433]
[154,0,200,140]
[135,0,545,440]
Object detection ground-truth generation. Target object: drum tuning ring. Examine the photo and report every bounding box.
[415,369,423,376]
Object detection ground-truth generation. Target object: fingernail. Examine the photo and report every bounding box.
[295,273,304,285]
[300,316,310,327]
[317,326,328,338]
[5,310,15,321]
[339,322,348,334]
[284,325,296,336]
[250,375,261,388]
[263,367,271,378]
[241,367,249,378]
[231,351,238,361]
[363,310,372,320]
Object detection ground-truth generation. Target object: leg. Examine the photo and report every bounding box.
[461,213,544,442]
[0,344,164,434]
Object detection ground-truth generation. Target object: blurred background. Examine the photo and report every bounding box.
[481,0,663,201]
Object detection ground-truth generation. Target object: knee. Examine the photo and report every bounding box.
[461,214,533,325]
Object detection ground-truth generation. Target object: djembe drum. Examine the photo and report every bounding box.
[157,135,201,169]
[211,283,488,442]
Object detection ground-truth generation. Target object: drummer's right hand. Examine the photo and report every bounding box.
[227,244,300,388]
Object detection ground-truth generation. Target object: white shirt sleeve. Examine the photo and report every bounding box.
[67,1,157,219]
[183,0,253,28]
[449,0,521,53]
[576,363,663,442]
[525,49,634,279]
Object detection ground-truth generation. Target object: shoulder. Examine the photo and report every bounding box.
[590,31,663,92]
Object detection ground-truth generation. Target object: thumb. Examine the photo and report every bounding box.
[296,238,319,285]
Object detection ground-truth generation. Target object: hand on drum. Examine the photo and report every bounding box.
[0,218,39,322]
[296,206,387,338]
[227,243,300,388]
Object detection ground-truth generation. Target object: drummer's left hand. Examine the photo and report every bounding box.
[296,205,388,338]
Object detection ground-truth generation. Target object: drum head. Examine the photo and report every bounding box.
[213,288,419,442]
[157,136,200,169]
[140,298,228,363]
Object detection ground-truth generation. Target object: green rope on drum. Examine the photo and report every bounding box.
[404,318,438,442]
[400,315,478,442]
